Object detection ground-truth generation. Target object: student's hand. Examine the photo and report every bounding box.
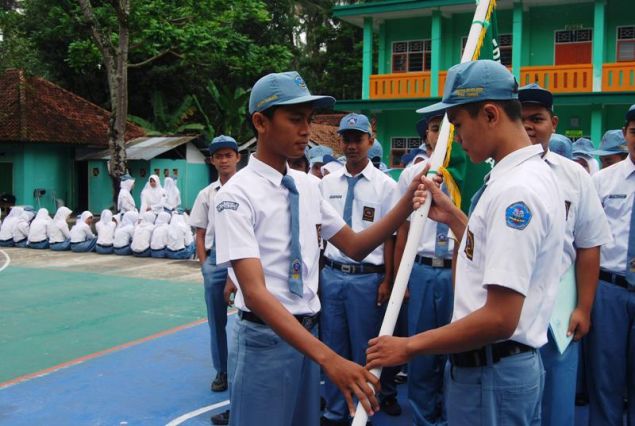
[567,307,591,341]
[376,280,391,306]
[366,336,411,370]
[224,278,237,306]
[322,353,380,417]
[413,174,456,225]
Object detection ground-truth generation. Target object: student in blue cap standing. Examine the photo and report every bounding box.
[518,83,611,426]
[308,145,334,179]
[214,71,421,426]
[586,104,635,425]
[571,137,599,174]
[367,60,566,426]
[591,129,630,169]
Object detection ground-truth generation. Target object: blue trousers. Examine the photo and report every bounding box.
[202,250,229,374]
[446,350,544,426]
[95,244,113,254]
[150,248,166,258]
[50,239,71,251]
[0,239,14,247]
[71,238,97,252]
[166,243,195,260]
[229,318,320,426]
[586,279,635,425]
[114,245,132,256]
[14,239,27,248]
[132,247,151,257]
[540,330,579,426]
[408,263,453,426]
[320,266,384,422]
[28,240,49,249]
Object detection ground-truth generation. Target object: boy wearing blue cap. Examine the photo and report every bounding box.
[190,136,240,405]
[518,83,611,426]
[214,71,421,426]
[367,60,566,426]
[318,113,401,424]
[308,145,334,179]
[591,129,629,169]
[572,138,599,174]
[586,104,635,425]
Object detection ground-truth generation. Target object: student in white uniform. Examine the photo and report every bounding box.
[48,206,72,251]
[69,211,97,252]
[163,177,181,212]
[13,207,35,247]
[0,206,23,247]
[150,211,171,258]
[27,208,52,249]
[307,145,333,179]
[214,71,420,426]
[117,174,137,214]
[519,83,612,426]
[131,211,156,257]
[113,211,138,255]
[591,129,630,170]
[367,60,566,426]
[586,104,635,425]
[140,174,165,213]
[166,211,194,259]
[95,209,117,254]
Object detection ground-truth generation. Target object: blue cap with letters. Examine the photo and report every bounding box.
[416,60,518,118]
[549,134,573,159]
[626,104,635,123]
[572,137,594,159]
[249,71,335,114]
[590,130,628,156]
[338,113,372,135]
[308,145,333,166]
[208,135,238,155]
[518,83,553,110]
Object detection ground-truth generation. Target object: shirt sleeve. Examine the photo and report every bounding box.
[573,171,613,248]
[214,187,260,266]
[189,190,209,230]
[481,187,550,296]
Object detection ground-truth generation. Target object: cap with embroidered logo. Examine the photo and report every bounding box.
[416,60,518,118]
[337,113,372,135]
[590,129,628,156]
[518,83,553,110]
[549,134,573,159]
[249,71,335,114]
[208,135,238,155]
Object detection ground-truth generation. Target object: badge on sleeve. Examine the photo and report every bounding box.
[362,206,375,222]
[464,228,474,261]
[505,202,532,230]
[216,201,239,213]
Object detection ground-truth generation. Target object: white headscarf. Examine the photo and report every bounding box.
[47,207,72,241]
[80,211,93,224]
[53,206,72,223]
[163,177,181,211]
[121,211,139,228]
[98,209,114,225]
[155,211,171,226]
[118,178,136,213]
[0,207,24,240]
[27,208,51,242]
[96,209,117,245]
[140,174,165,213]
[140,211,156,225]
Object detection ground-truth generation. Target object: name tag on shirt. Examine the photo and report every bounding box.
[608,194,627,199]
[329,195,343,199]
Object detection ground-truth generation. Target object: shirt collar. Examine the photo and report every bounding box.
[247,154,286,186]
[620,156,635,178]
[488,144,544,185]
[341,160,375,181]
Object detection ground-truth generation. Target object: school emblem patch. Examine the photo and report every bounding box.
[291,259,302,280]
[216,201,239,212]
[505,202,532,230]
[362,206,375,222]
[464,228,474,261]
[294,75,307,89]
[348,117,358,126]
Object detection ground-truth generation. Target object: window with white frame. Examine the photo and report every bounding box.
[555,28,593,44]
[390,137,423,167]
[392,40,431,73]
[617,26,635,62]
[461,34,512,66]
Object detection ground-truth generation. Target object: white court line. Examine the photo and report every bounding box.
[165,400,230,426]
[0,250,10,272]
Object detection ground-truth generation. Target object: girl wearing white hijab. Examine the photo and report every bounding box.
[96,209,117,254]
[166,212,195,259]
[27,208,52,249]
[70,211,97,252]
[163,177,181,212]
[140,174,166,213]
[131,211,156,257]
[117,176,137,214]
[113,211,139,255]
[13,208,36,247]
[150,211,171,258]
[0,206,24,247]
[48,206,73,251]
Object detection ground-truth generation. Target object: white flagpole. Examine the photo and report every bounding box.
[351,1,496,424]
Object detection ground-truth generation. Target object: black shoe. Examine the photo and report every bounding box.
[320,416,349,426]
[210,409,230,425]
[211,372,228,392]
[393,371,407,384]
[380,396,402,416]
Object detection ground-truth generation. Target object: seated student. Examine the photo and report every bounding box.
[140,174,165,213]
[0,206,24,247]
[95,209,117,254]
[48,206,73,251]
[13,207,35,247]
[131,211,156,257]
[150,211,171,258]
[113,211,138,255]
[70,211,97,252]
[27,208,52,249]
[166,212,195,259]
[163,177,181,212]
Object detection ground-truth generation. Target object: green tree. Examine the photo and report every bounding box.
[128,92,203,136]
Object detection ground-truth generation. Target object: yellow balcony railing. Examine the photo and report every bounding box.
[518,64,593,93]
[602,62,635,92]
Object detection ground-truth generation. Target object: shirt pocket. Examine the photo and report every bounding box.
[355,199,381,228]
[602,195,629,218]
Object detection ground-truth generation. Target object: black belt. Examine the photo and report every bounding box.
[324,258,385,274]
[450,341,535,368]
[414,255,452,269]
[97,243,113,247]
[238,310,319,330]
[29,239,48,245]
[599,269,634,291]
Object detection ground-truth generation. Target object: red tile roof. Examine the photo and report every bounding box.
[0,69,145,146]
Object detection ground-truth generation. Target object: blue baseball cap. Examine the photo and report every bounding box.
[307,145,333,166]
[416,60,518,118]
[368,139,383,160]
[518,83,553,110]
[249,71,335,114]
[338,113,372,135]
[401,148,426,166]
[572,137,594,159]
[626,104,635,122]
[549,134,573,159]
[590,130,628,156]
[208,135,238,155]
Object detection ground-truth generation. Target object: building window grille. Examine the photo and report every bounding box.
[392,40,431,73]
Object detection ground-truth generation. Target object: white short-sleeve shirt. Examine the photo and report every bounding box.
[320,161,398,265]
[453,145,565,348]
[189,181,222,251]
[215,155,346,315]
[592,157,635,274]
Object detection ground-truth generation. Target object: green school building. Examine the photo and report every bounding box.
[333,0,635,170]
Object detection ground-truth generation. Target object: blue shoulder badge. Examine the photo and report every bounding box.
[505,202,532,230]
[216,201,239,213]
